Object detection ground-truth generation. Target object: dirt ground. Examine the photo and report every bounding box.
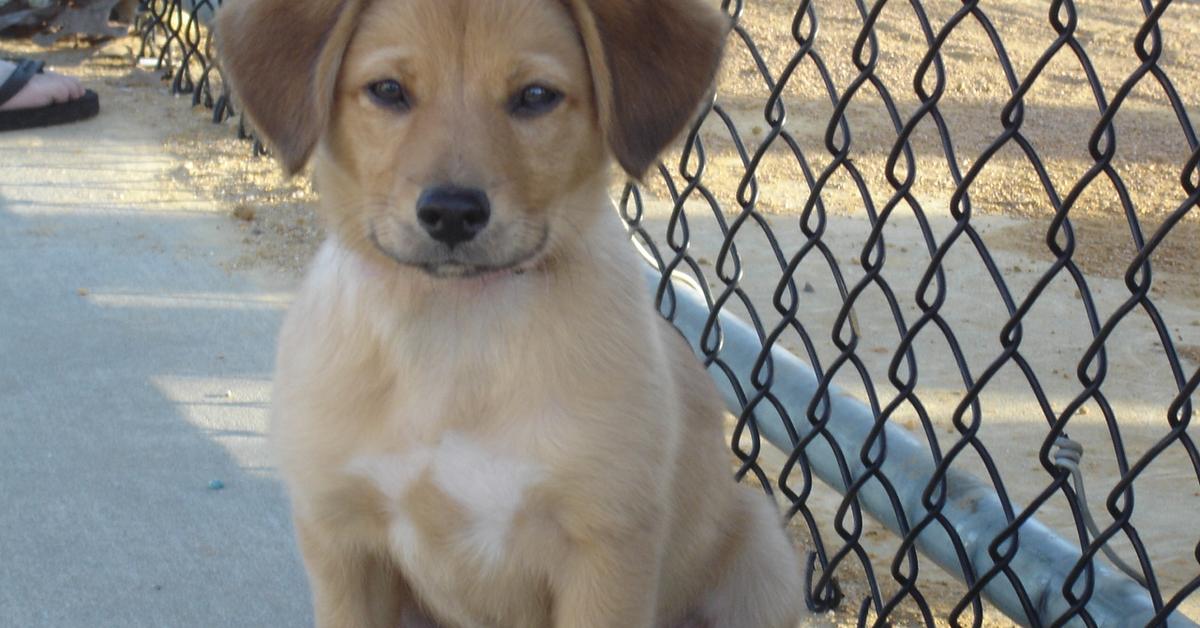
[4,0,1196,624]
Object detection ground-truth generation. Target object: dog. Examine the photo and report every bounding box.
[216,0,804,625]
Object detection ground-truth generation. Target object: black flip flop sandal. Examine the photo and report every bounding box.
[0,59,100,132]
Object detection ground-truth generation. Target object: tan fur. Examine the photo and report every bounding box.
[217,0,804,626]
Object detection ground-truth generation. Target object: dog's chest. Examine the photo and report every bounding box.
[346,432,548,573]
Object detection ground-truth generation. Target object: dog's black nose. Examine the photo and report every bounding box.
[416,186,491,247]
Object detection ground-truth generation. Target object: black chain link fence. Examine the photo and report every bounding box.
[135,0,1198,625]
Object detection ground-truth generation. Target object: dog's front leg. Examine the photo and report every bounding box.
[295,517,412,628]
[553,527,664,628]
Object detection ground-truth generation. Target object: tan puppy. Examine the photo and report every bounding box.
[217,0,804,626]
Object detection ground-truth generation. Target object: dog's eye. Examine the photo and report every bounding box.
[510,84,562,117]
[368,80,411,110]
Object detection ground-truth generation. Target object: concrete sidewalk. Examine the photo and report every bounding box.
[0,88,311,624]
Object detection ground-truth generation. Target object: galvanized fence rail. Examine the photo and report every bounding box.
[135,0,1198,625]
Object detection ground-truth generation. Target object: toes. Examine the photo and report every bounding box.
[64,75,86,100]
[42,76,72,105]
[49,74,85,104]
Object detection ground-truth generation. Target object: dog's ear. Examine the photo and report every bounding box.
[216,0,365,174]
[563,0,728,179]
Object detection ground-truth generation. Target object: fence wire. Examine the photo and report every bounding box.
[136,0,1199,625]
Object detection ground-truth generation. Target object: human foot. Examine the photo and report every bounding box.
[0,58,99,131]
[0,59,86,111]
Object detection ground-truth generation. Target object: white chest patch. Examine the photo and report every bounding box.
[346,433,545,567]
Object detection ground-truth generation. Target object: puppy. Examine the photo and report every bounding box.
[217,0,804,626]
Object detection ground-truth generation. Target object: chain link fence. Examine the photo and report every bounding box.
[135,0,1198,625]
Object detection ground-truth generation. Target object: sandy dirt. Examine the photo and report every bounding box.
[4,0,1196,623]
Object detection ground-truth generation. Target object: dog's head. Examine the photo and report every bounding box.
[217,0,727,278]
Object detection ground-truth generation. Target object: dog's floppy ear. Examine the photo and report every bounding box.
[216,0,365,174]
[563,0,729,179]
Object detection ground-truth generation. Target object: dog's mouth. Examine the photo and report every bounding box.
[367,225,550,280]
[418,261,529,280]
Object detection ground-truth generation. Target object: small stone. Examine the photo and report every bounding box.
[803,282,815,293]
[76,288,89,297]
[232,204,256,222]
[225,390,234,399]
[752,125,764,136]
[1078,406,1090,416]
[208,479,225,491]
[1192,320,1200,327]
